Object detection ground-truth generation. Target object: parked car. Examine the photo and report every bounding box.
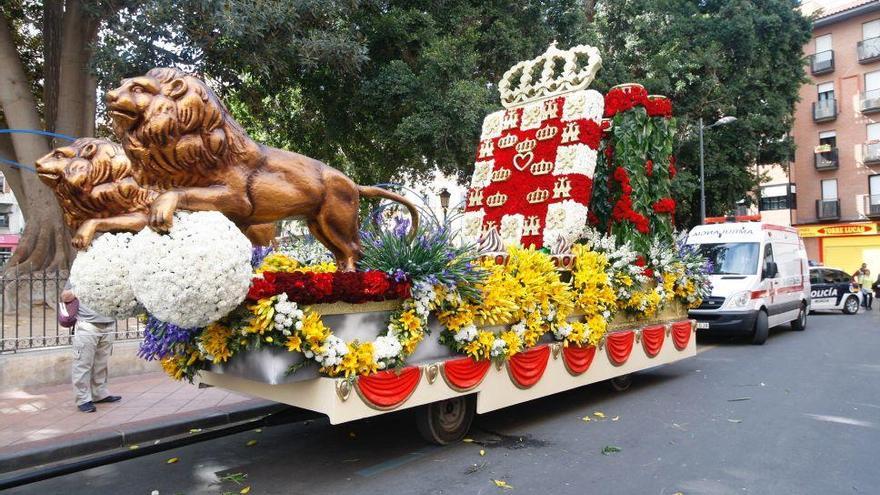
[686,221,811,345]
[808,266,862,314]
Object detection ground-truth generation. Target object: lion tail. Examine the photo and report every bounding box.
[358,185,420,238]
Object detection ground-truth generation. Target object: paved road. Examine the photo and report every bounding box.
[6,310,880,494]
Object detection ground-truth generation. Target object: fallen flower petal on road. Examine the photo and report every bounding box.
[493,479,513,489]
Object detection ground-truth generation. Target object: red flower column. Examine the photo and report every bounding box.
[592,84,677,251]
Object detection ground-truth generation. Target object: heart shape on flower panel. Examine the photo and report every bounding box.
[464,91,604,250]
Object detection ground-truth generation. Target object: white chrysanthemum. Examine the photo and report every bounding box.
[374,335,403,361]
[128,212,252,328]
[69,233,142,318]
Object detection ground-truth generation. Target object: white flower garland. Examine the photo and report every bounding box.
[128,211,252,328]
[69,233,142,319]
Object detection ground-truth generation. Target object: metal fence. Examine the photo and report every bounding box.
[0,270,144,353]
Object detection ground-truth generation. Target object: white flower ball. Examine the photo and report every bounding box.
[128,211,252,328]
[69,233,142,318]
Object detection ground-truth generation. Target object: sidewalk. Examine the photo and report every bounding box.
[0,372,280,472]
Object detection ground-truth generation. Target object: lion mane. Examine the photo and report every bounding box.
[37,138,156,231]
[121,67,252,189]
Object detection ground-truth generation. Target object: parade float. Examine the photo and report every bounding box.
[38,44,710,444]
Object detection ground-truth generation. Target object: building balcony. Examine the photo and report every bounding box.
[816,199,840,220]
[810,50,835,75]
[859,36,880,63]
[814,148,839,170]
[861,90,880,113]
[865,142,880,164]
[813,99,837,121]
[864,195,880,218]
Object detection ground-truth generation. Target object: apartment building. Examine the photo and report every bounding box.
[793,0,880,272]
[0,173,24,264]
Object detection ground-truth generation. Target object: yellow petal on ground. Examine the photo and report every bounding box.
[479,449,486,456]
[593,411,605,418]
[189,428,202,433]
[493,479,513,489]
[254,429,262,433]
[581,416,591,422]
[166,457,179,464]
[611,416,620,421]
[240,487,251,494]
[129,445,139,450]
[246,440,257,446]
[462,438,474,443]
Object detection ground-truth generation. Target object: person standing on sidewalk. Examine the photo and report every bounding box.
[59,284,122,413]
[854,264,873,310]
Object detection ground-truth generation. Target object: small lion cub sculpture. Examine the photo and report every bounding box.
[37,138,277,248]
[35,138,157,249]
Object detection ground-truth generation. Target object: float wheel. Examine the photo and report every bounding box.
[608,374,632,392]
[415,395,476,445]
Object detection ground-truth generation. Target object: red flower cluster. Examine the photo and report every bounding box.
[669,156,677,178]
[652,198,676,214]
[644,97,673,118]
[604,85,673,119]
[581,119,603,149]
[645,159,654,177]
[635,256,655,278]
[610,167,650,234]
[604,85,649,118]
[246,270,410,304]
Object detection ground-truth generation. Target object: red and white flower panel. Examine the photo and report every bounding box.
[462,89,604,249]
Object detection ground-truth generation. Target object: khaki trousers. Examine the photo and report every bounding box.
[72,321,115,406]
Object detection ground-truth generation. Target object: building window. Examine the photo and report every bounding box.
[869,175,880,214]
[0,247,11,265]
[819,130,836,148]
[0,173,5,192]
[759,183,795,211]
[867,70,880,98]
[821,179,838,200]
[0,214,9,229]
[818,82,835,102]
[862,20,880,61]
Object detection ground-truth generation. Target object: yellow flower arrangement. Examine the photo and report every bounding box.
[200,323,234,363]
[333,342,377,377]
[248,297,276,334]
[257,253,301,274]
[564,244,617,347]
[437,247,574,362]
[257,252,336,275]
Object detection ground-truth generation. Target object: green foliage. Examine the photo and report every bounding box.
[596,107,676,252]
[581,0,811,225]
[6,0,811,230]
[359,213,485,301]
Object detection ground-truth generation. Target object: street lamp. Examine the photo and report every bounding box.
[699,116,738,223]
[439,188,451,223]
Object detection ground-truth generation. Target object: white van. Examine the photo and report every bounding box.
[686,220,811,345]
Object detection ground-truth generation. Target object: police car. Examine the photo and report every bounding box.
[808,266,862,314]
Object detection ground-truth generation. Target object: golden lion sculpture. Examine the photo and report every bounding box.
[36,138,277,249]
[35,138,157,249]
[106,67,418,271]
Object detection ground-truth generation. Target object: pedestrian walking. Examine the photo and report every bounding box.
[59,284,122,413]
[854,263,873,309]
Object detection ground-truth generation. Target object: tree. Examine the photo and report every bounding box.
[0,0,366,281]
[581,0,811,225]
[0,0,99,275]
[223,0,590,185]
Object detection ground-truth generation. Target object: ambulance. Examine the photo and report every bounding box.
[686,218,811,345]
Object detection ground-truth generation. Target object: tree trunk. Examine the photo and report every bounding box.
[0,14,73,311]
[54,0,93,140]
[42,0,63,136]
